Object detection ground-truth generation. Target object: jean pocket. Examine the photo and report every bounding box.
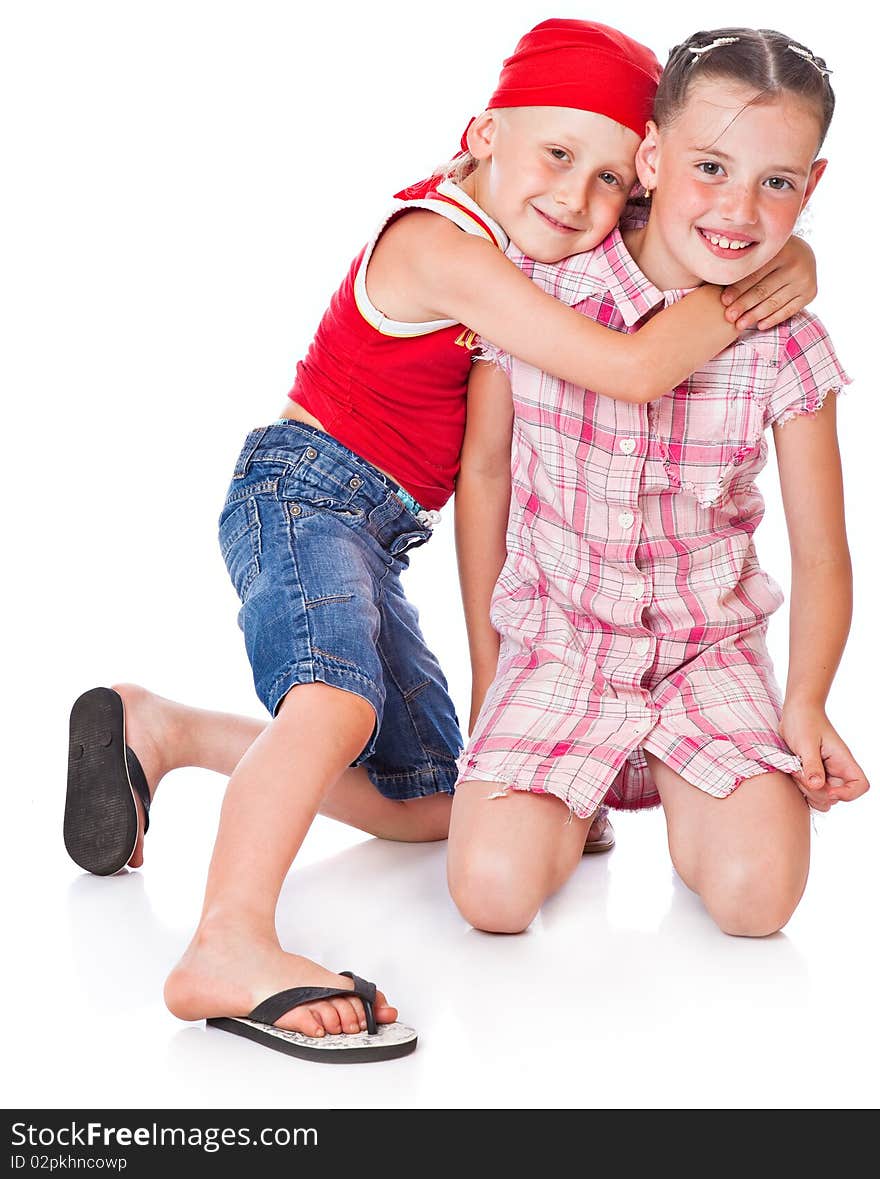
[389,529,430,556]
[219,497,261,599]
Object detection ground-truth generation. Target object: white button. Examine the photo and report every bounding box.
[619,437,636,455]
[618,510,635,529]
[635,638,651,656]
[630,581,644,599]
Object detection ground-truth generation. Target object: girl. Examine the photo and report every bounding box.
[64,21,819,1061]
[451,27,870,940]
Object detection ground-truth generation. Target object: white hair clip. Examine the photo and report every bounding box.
[787,44,832,77]
[689,36,740,61]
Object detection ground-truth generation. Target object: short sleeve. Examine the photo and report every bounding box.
[764,314,852,429]
[474,336,512,378]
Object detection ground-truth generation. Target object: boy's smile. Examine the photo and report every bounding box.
[461,106,641,264]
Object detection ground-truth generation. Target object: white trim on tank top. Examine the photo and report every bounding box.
[352,180,509,338]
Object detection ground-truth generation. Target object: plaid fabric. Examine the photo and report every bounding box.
[458,228,851,817]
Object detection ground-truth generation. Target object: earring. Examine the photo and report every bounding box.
[643,187,652,200]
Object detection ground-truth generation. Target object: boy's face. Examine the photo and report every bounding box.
[469,106,641,263]
[636,79,827,288]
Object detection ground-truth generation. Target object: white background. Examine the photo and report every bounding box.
[2,0,877,1110]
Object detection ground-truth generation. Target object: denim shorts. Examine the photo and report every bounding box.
[218,420,462,800]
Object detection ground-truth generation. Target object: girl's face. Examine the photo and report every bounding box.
[635,79,827,289]
[466,106,641,264]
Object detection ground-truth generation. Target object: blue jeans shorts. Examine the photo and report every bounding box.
[218,419,462,800]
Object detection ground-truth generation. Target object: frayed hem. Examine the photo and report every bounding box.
[772,384,845,429]
[456,769,604,822]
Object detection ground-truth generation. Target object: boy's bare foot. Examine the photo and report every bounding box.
[110,682,176,867]
[164,931,398,1037]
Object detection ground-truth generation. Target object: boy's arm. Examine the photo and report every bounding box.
[773,398,869,807]
[422,222,734,404]
[455,361,514,732]
[405,218,815,404]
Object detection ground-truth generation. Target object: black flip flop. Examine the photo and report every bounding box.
[65,686,151,876]
[208,971,418,1063]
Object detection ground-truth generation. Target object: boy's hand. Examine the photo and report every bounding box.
[779,702,870,810]
[721,235,818,331]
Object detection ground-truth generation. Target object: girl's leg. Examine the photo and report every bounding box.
[644,750,810,936]
[115,682,451,867]
[164,681,408,1037]
[447,781,594,933]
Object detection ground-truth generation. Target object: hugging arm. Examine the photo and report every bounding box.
[773,395,869,809]
[408,216,818,403]
[454,361,513,733]
[425,226,736,403]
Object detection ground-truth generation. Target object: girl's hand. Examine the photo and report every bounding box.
[721,235,817,331]
[779,702,870,811]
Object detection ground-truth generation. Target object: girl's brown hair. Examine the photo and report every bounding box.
[655,28,835,150]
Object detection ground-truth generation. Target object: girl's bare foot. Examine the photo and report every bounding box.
[583,805,615,853]
[164,928,398,1037]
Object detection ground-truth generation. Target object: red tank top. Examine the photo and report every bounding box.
[288,178,508,511]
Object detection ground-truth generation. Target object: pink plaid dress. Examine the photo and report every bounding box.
[457,228,851,817]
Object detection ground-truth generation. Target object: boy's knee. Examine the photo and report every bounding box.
[702,857,807,937]
[272,683,372,763]
[277,681,375,744]
[448,852,539,934]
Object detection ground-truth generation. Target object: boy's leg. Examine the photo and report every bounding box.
[447,781,594,933]
[644,750,810,936]
[112,683,452,867]
[164,681,402,1037]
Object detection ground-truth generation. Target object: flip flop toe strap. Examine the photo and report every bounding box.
[340,971,377,1035]
[249,971,379,1035]
[125,746,151,834]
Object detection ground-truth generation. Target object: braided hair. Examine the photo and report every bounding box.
[655,28,835,149]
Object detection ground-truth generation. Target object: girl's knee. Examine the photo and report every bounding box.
[448,851,541,934]
[701,856,809,937]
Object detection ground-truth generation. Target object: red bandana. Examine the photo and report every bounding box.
[461,19,662,150]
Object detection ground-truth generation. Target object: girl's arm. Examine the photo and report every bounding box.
[773,397,870,809]
[382,213,815,404]
[454,361,513,733]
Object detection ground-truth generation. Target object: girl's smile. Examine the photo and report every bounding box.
[696,227,758,257]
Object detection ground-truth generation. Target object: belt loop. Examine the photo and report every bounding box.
[233,426,269,479]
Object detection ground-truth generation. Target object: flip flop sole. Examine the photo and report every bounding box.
[207,1017,418,1063]
[65,687,138,876]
